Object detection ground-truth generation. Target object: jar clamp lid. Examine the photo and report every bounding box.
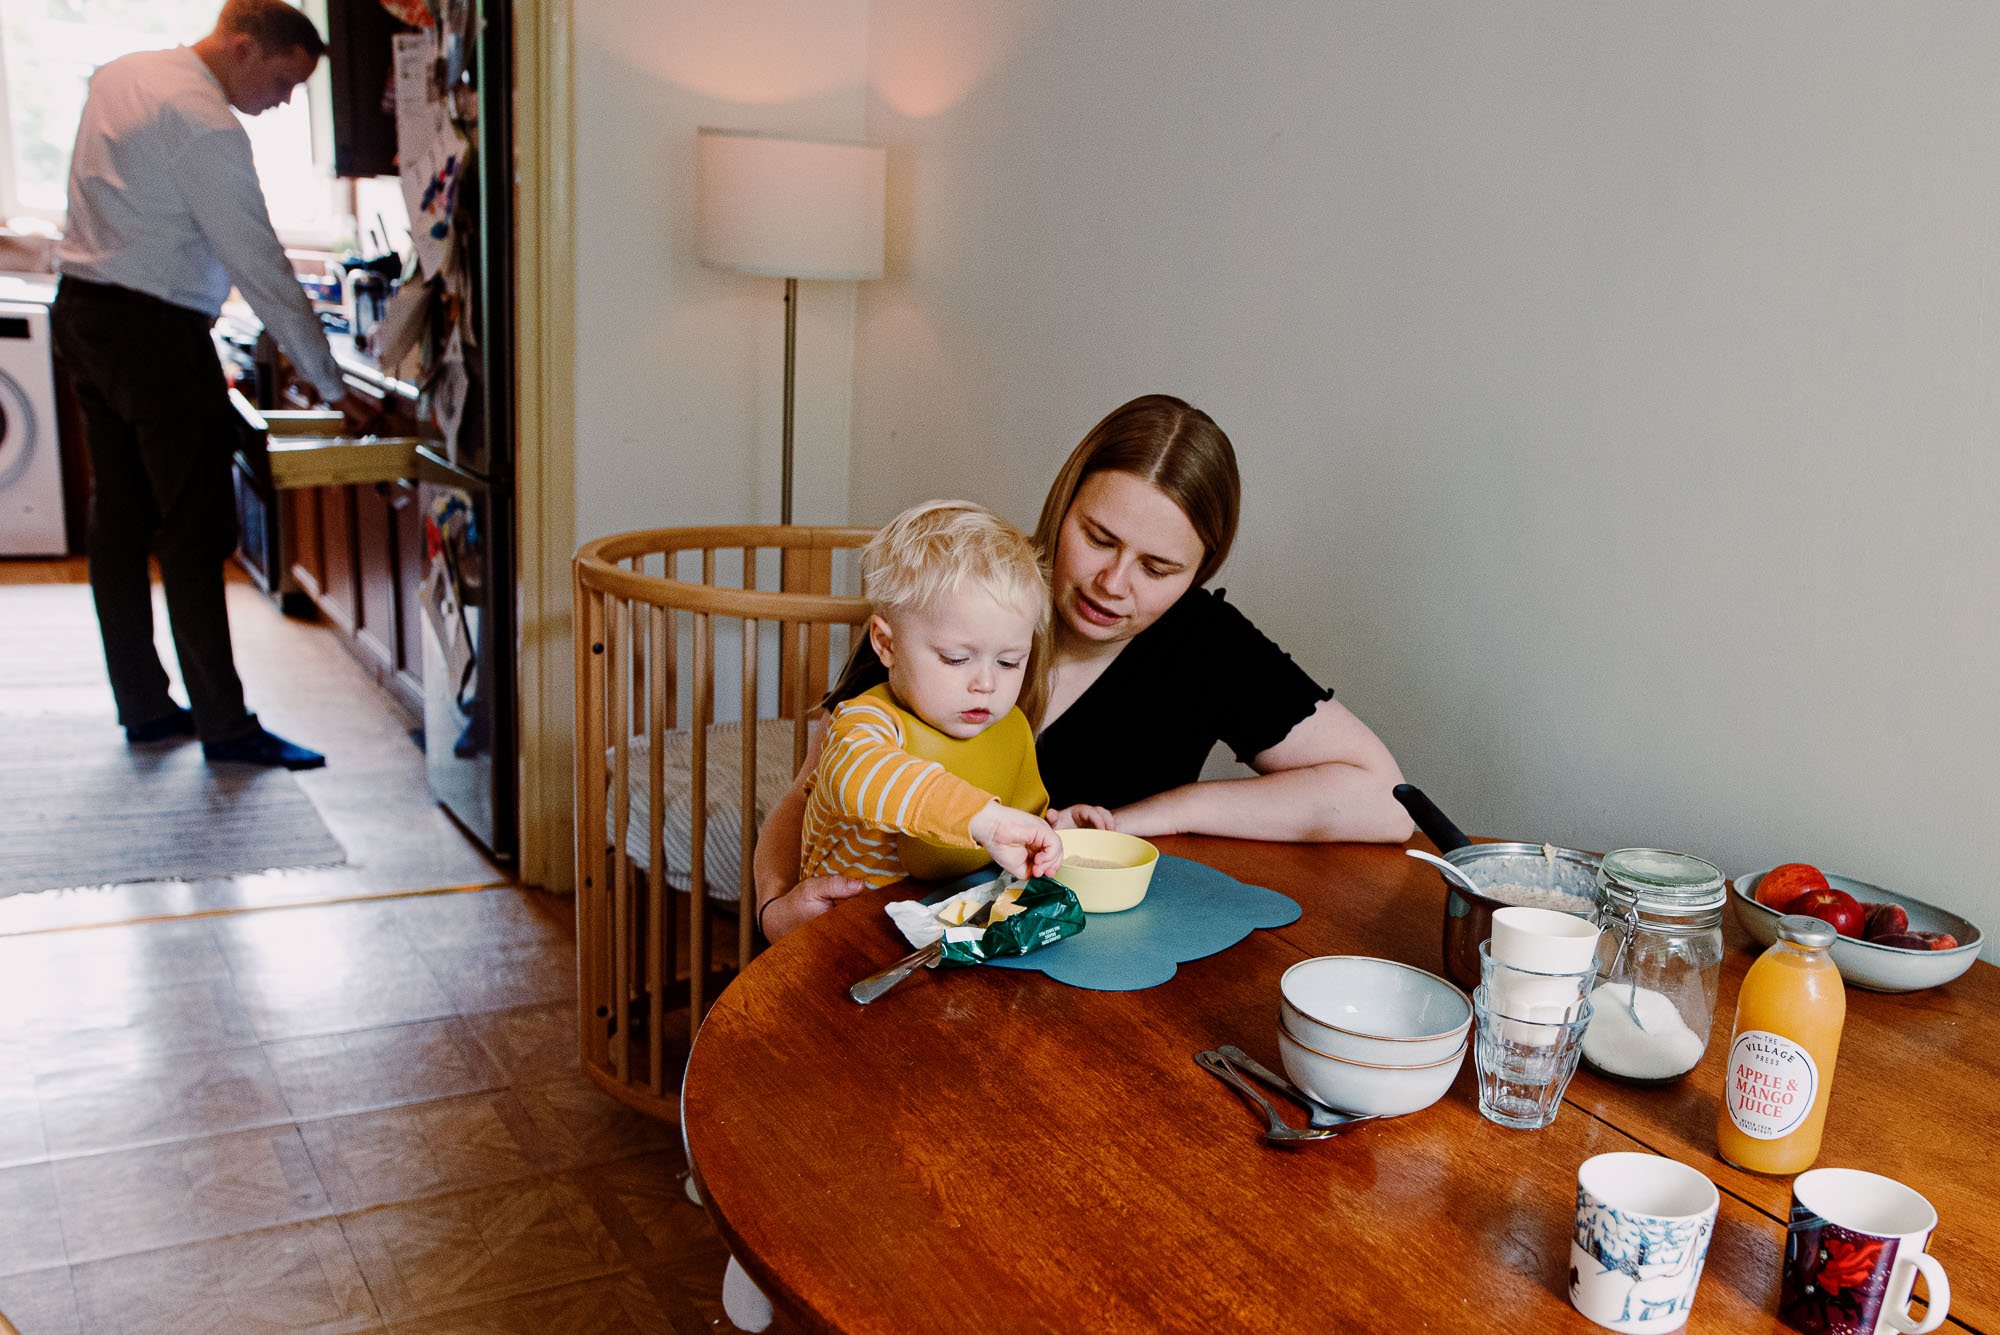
[1597,848,1727,914]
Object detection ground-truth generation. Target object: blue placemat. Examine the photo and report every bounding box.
[919,854,1300,991]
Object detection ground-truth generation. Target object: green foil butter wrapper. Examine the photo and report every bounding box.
[937,877,1085,967]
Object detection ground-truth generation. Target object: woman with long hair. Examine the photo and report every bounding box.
[753,393,1413,940]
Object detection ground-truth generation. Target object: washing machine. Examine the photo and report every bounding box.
[0,297,65,556]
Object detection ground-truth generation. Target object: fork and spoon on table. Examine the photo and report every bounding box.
[1196,1046,1376,1145]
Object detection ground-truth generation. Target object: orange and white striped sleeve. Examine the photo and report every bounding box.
[811,697,994,848]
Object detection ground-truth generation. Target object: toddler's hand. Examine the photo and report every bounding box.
[968,801,1064,881]
[1050,804,1116,832]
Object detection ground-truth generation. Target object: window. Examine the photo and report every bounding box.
[0,0,345,245]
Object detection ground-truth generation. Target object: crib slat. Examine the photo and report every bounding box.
[646,602,668,1091]
[662,553,678,730]
[687,547,716,1043]
[574,579,608,1071]
[791,613,812,773]
[627,555,646,724]
[607,595,632,1086]
[778,544,832,719]
[740,612,759,967]
[658,593,681,1065]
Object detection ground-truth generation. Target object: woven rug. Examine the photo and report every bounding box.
[0,710,348,897]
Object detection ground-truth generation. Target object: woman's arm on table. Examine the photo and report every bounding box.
[1109,697,1416,844]
[751,728,866,942]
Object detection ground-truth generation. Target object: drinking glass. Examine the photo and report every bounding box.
[1479,939,1595,1039]
[1474,986,1593,1130]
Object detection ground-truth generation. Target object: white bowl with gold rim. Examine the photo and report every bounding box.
[1277,1022,1466,1118]
[1279,955,1472,1066]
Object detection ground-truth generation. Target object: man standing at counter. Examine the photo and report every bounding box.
[52,0,381,769]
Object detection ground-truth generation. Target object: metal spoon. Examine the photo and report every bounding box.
[1406,847,1487,899]
[1194,1050,1346,1144]
[1600,906,1649,1032]
[1216,1046,1376,1129]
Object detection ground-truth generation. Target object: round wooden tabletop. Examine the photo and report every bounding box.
[682,836,1984,1333]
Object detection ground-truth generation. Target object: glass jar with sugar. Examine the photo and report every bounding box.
[1580,848,1727,1085]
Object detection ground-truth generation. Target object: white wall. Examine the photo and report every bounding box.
[850,2,2000,949]
[572,0,870,542]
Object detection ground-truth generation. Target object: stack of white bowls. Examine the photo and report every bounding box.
[1277,956,1473,1117]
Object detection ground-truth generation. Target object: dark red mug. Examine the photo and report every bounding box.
[1780,1168,1949,1335]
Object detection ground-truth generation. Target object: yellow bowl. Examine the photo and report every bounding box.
[1054,829,1159,913]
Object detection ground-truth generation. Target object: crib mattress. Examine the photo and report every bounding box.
[609,718,805,902]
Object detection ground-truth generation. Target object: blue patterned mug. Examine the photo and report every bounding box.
[1569,1152,1720,1333]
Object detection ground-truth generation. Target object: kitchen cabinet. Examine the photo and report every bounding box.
[355,473,421,707]
[232,342,429,721]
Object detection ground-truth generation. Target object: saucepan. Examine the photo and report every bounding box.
[1393,784,1602,991]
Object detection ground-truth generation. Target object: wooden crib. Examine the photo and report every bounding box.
[572,525,872,1117]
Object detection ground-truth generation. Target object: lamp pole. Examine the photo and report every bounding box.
[781,276,797,525]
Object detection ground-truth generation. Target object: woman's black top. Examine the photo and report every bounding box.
[824,588,1329,810]
[1033,588,1332,810]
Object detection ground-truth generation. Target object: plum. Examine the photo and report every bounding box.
[1920,931,1960,951]
[1863,902,1910,941]
[1868,933,1931,951]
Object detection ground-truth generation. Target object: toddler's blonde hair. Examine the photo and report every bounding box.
[862,500,1050,631]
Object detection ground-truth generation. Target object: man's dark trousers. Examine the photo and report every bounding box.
[51,277,257,744]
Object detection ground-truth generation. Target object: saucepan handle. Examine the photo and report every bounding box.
[1393,783,1472,854]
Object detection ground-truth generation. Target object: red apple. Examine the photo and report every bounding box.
[1784,887,1866,939]
[1757,862,1829,909]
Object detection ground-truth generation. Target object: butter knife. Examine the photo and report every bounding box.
[848,875,1013,1004]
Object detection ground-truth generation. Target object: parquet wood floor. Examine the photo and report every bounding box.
[0,561,792,1332]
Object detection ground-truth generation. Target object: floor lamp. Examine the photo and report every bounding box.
[694,128,887,525]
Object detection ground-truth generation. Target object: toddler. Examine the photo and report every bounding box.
[800,500,1105,887]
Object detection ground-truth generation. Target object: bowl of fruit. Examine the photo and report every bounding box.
[1733,863,1983,992]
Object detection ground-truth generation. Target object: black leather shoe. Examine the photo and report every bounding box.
[203,728,327,771]
[125,706,197,745]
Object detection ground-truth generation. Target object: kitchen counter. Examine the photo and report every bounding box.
[214,299,421,406]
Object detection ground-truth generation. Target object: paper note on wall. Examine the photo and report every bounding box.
[393,31,466,278]
[434,324,468,466]
[371,279,428,374]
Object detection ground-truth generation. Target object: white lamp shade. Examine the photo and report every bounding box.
[694,128,886,281]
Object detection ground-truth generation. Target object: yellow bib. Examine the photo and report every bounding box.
[859,684,1049,881]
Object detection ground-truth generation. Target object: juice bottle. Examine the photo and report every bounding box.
[1716,915,1846,1174]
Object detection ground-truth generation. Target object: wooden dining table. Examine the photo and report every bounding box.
[681,837,1993,1333]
